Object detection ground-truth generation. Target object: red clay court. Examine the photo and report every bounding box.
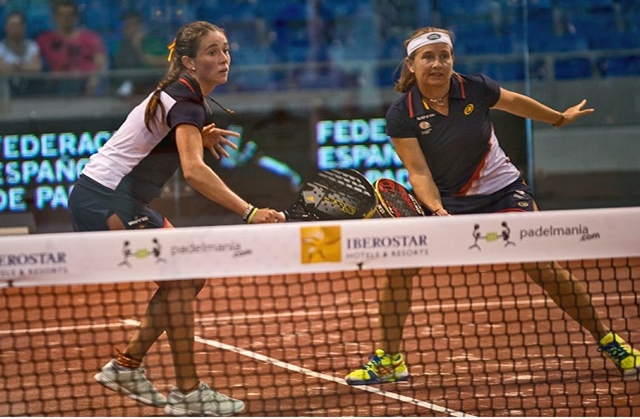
[2,256,640,416]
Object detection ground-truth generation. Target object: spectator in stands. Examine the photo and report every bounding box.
[113,11,166,70]
[0,11,42,95]
[344,26,640,386]
[112,10,167,96]
[36,0,107,95]
[69,20,284,416]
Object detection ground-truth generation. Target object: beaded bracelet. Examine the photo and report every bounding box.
[242,205,256,223]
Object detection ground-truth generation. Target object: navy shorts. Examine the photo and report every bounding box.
[69,175,166,232]
[442,178,535,215]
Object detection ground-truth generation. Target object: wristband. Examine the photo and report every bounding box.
[246,207,259,224]
[242,205,256,223]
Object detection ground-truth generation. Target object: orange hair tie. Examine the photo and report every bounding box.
[167,39,176,62]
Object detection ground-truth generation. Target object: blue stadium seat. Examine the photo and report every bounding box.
[260,0,307,23]
[376,64,399,88]
[233,40,278,67]
[199,0,257,23]
[529,33,589,52]
[554,57,593,79]
[558,0,615,12]
[617,0,639,8]
[511,15,557,46]
[479,60,526,82]
[232,70,279,92]
[529,0,553,9]
[598,55,640,77]
[297,68,351,89]
[379,32,408,61]
[438,0,495,17]
[589,30,640,50]
[626,8,640,32]
[449,19,497,38]
[25,5,52,37]
[456,34,515,55]
[81,0,120,33]
[568,10,617,35]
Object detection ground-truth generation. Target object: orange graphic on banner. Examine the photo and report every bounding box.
[300,226,342,264]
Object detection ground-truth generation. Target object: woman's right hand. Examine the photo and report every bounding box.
[249,208,286,224]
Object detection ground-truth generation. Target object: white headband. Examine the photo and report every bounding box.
[406,32,453,56]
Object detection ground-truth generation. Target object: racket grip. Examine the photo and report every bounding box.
[280,210,316,221]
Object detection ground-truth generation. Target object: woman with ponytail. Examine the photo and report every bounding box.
[69,21,282,416]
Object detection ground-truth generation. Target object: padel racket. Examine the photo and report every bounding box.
[373,178,426,218]
[283,169,377,221]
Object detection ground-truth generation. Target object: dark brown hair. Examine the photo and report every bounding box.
[143,21,225,131]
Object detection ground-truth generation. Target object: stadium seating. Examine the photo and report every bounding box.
[3,0,639,91]
[598,55,640,77]
[554,57,593,79]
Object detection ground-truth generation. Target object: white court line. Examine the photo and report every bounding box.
[198,293,637,324]
[0,321,128,336]
[129,319,472,417]
[5,292,637,415]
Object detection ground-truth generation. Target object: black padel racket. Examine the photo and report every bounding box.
[283,169,377,221]
[373,178,426,218]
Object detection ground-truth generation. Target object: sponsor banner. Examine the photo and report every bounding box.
[0,224,300,288]
[0,207,639,287]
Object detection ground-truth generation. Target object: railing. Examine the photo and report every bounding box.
[0,48,638,120]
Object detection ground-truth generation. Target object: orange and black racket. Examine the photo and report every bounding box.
[283,169,377,221]
[373,178,426,218]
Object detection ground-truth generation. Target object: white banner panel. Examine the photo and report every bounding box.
[0,207,639,288]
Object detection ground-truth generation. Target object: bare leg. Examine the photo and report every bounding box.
[523,203,609,342]
[523,260,608,341]
[107,214,207,392]
[123,278,205,390]
[376,268,418,354]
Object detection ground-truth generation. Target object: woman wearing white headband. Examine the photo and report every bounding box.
[345,26,639,386]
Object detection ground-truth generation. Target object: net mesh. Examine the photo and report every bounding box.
[2,209,640,416]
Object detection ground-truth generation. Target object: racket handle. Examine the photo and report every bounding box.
[280,210,317,221]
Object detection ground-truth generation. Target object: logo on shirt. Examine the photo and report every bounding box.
[464,104,474,115]
[419,121,432,134]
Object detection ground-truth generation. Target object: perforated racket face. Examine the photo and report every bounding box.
[374,178,425,218]
[289,169,376,220]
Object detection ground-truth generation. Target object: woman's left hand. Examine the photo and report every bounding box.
[556,99,595,127]
[202,123,240,159]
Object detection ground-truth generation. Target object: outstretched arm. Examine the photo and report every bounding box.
[492,88,594,127]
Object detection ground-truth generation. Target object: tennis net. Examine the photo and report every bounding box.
[1,207,640,416]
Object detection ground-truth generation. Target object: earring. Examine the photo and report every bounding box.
[192,67,196,70]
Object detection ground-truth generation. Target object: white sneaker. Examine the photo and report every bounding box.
[94,359,167,407]
[164,382,245,416]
